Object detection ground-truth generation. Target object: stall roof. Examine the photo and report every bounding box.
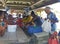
[0,0,59,11]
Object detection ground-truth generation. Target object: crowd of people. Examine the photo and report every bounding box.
[21,7,58,33]
[0,7,60,43]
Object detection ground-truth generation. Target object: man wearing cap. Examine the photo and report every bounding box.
[45,7,58,32]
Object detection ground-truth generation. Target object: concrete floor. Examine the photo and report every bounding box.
[0,27,30,44]
[0,27,48,44]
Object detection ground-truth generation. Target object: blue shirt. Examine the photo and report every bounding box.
[47,12,58,24]
[47,12,58,31]
[34,16,42,26]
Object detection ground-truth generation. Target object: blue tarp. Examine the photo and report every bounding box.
[27,26,43,35]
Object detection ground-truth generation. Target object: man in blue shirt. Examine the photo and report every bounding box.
[45,7,58,32]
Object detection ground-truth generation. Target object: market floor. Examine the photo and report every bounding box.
[0,27,30,44]
[0,27,48,44]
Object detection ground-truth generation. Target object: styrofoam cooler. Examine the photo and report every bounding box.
[33,32,49,44]
[7,25,17,32]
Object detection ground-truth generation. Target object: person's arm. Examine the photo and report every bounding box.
[52,17,58,23]
[49,13,58,23]
[3,22,7,29]
[31,16,37,22]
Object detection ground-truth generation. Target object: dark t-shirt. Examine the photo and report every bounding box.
[34,16,42,26]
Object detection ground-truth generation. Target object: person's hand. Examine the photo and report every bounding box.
[47,19,51,22]
[44,18,47,20]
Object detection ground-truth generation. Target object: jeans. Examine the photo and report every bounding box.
[51,23,56,31]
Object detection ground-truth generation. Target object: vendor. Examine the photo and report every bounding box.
[0,11,7,36]
[45,7,58,32]
[30,11,42,26]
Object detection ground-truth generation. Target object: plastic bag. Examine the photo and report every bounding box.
[42,19,51,32]
[48,32,58,44]
[48,38,58,44]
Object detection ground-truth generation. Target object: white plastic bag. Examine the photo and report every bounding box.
[42,19,51,33]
